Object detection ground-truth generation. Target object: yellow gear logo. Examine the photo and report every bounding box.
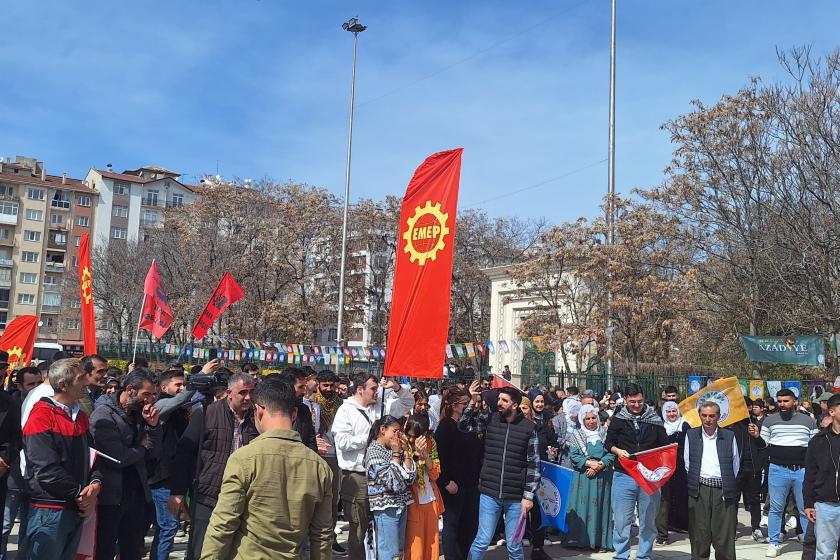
[81,266,93,304]
[402,200,450,266]
[7,346,25,369]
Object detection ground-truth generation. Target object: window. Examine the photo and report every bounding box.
[43,292,61,307]
[74,236,81,247]
[50,213,64,226]
[170,193,184,208]
[112,205,128,218]
[24,230,41,242]
[0,185,14,197]
[20,272,37,284]
[65,319,80,330]
[43,274,58,286]
[142,210,160,226]
[25,209,43,221]
[0,203,18,217]
[75,216,89,227]
[16,293,35,305]
[114,181,130,195]
[69,298,81,308]
[77,195,91,207]
[72,256,79,267]
[21,251,39,263]
[53,233,67,244]
[145,190,159,206]
[0,270,10,284]
[111,227,127,239]
[0,229,10,240]
[27,188,45,200]
[51,191,71,209]
[0,312,6,329]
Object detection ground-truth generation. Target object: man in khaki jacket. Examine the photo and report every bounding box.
[201,378,333,560]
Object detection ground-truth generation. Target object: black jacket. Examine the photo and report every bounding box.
[804,428,840,508]
[169,399,258,508]
[294,402,317,452]
[604,410,669,475]
[22,398,101,509]
[89,392,162,506]
[730,418,768,475]
[435,416,483,489]
[533,412,558,461]
[0,391,22,490]
[148,390,195,487]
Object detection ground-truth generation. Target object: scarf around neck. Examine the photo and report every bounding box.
[615,403,664,430]
[313,391,342,431]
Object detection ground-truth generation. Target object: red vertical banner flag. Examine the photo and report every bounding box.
[139,260,174,339]
[0,315,39,369]
[192,272,245,339]
[78,233,97,354]
[384,148,463,378]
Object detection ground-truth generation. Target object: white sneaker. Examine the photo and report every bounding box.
[785,516,797,531]
[766,544,780,558]
[753,530,767,543]
[760,515,768,528]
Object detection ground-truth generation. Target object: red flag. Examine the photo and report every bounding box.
[617,443,678,495]
[491,374,525,393]
[0,315,39,369]
[192,273,245,339]
[78,233,97,355]
[384,149,463,379]
[139,260,174,339]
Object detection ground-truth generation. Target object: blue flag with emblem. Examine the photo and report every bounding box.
[536,461,574,531]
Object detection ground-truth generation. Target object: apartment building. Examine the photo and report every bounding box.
[85,165,198,244]
[0,156,98,350]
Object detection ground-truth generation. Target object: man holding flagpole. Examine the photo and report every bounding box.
[605,383,669,560]
[684,402,740,560]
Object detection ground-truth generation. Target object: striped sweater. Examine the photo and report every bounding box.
[759,411,818,466]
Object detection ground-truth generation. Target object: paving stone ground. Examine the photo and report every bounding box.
[5,508,807,559]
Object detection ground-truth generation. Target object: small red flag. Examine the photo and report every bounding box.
[384,149,463,379]
[139,260,174,339]
[617,443,678,495]
[78,233,97,355]
[491,374,525,393]
[192,272,245,339]
[0,315,39,369]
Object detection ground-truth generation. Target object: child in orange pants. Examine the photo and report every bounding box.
[405,414,445,560]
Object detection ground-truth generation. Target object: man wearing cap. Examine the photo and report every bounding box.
[815,392,834,425]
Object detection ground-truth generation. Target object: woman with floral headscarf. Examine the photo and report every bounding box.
[404,414,444,560]
[563,404,614,551]
[655,401,689,543]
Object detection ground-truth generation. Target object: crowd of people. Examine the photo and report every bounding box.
[0,349,839,560]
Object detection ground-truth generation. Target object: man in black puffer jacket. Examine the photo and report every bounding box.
[90,369,162,560]
[459,381,539,560]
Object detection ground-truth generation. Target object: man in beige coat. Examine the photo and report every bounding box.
[201,378,333,560]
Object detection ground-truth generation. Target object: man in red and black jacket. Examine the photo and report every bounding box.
[22,358,102,560]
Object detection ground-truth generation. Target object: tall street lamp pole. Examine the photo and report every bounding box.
[606,0,616,386]
[336,17,366,348]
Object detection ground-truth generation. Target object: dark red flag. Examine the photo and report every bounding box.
[78,233,97,355]
[139,260,174,339]
[384,149,463,378]
[192,272,245,339]
[491,374,525,393]
[0,315,39,369]
[617,443,678,495]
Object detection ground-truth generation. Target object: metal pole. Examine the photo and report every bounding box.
[606,0,617,387]
[132,292,147,365]
[336,19,365,349]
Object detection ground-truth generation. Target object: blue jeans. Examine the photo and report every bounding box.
[815,502,840,560]
[767,464,808,545]
[374,507,408,560]
[468,493,524,560]
[1,489,29,560]
[151,487,179,560]
[612,471,659,560]
[25,507,84,560]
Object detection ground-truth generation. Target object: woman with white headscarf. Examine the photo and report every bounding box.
[656,401,690,543]
[562,404,614,551]
[555,399,582,468]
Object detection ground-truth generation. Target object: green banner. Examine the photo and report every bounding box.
[741,335,825,366]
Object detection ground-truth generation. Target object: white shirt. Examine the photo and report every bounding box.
[332,385,415,472]
[684,427,740,479]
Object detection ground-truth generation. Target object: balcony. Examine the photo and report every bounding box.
[0,258,13,267]
[0,193,19,202]
[50,199,71,210]
[0,236,12,247]
[142,198,165,208]
[0,300,8,310]
[44,262,66,273]
[0,277,9,289]
[48,221,68,231]
[140,219,162,228]
[0,214,18,226]
[47,238,67,251]
[40,304,61,314]
[166,201,184,209]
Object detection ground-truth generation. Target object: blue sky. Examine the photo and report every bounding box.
[2,0,839,222]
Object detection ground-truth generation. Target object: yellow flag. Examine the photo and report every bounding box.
[748,380,765,400]
[678,376,749,428]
